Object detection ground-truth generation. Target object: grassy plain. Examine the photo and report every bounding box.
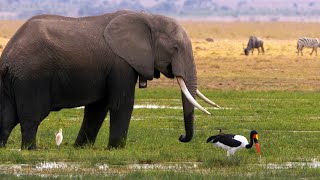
[1,21,320,178]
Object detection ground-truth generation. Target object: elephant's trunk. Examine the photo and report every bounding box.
[177,75,198,142]
[179,93,194,142]
[176,77,220,142]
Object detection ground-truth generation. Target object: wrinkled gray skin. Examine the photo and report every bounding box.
[0,10,198,150]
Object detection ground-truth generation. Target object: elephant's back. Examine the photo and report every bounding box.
[0,10,134,69]
[1,15,112,79]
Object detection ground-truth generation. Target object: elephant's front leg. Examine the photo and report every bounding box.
[74,100,108,147]
[108,97,135,149]
[105,60,137,149]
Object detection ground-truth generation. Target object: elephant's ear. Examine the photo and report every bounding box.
[104,13,154,80]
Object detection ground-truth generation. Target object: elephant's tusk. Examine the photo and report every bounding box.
[176,77,211,115]
[196,89,221,108]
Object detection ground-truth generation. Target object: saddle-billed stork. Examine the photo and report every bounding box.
[206,130,261,156]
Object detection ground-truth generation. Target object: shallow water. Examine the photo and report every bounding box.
[263,159,320,169]
[36,162,71,170]
[128,162,198,170]
[0,161,199,177]
[75,104,227,110]
[1,160,319,178]
[134,105,182,109]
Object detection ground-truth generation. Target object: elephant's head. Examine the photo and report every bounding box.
[104,11,219,142]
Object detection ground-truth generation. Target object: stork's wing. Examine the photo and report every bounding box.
[217,135,242,147]
[206,135,220,143]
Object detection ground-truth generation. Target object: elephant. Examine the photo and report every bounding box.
[0,10,219,150]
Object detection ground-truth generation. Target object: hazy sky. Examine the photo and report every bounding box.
[0,0,319,21]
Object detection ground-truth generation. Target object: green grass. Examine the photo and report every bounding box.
[1,88,320,178]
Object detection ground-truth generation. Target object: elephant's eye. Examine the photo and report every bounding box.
[173,45,179,52]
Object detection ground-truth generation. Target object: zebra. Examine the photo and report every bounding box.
[243,36,264,56]
[297,37,320,56]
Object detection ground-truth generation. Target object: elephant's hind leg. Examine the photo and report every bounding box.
[15,80,51,150]
[18,105,46,150]
[20,121,40,150]
[0,94,19,148]
[74,100,108,147]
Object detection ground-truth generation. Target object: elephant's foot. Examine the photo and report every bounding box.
[74,135,95,148]
[21,140,37,150]
[107,138,127,149]
[0,141,6,148]
[179,134,192,142]
[74,141,95,148]
[0,131,11,148]
[0,138,8,148]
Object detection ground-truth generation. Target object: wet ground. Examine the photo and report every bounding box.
[1,160,320,178]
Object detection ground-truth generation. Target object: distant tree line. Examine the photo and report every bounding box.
[0,0,319,19]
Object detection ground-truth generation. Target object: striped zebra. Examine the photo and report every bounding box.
[243,36,264,56]
[297,37,320,56]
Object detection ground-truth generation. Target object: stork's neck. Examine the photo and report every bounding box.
[245,136,253,149]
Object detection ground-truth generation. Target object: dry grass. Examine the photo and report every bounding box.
[1,21,320,91]
[191,38,320,91]
[181,21,320,40]
[0,20,24,51]
[0,20,24,38]
[160,21,320,91]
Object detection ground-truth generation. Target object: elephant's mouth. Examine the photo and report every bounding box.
[165,64,174,78]
[155,64,174,79]
[176,77,220,115]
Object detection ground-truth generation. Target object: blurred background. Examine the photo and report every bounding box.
[0,0,320,21]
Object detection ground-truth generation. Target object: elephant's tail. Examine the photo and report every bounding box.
[0,71,3,126]
[0,67,13,147]
[0,71,3,120]
[0,67,7,121]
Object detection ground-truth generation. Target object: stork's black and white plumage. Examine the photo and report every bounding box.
[206,130,260,156]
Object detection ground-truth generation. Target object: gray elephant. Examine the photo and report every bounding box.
[0,10,219,150]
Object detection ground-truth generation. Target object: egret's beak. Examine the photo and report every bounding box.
[253,134,261,155]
